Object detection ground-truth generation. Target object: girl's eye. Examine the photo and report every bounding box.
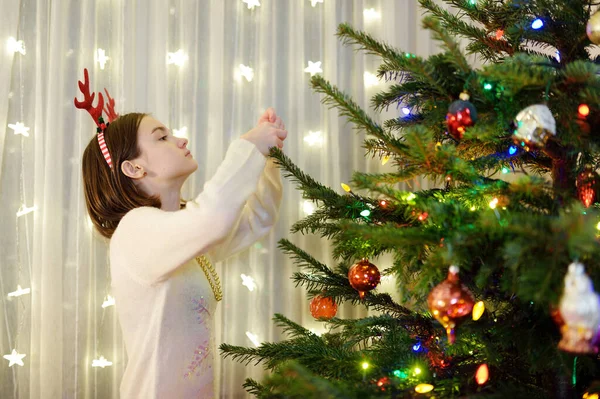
[159,135,168,141]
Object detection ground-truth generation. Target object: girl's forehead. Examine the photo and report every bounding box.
[138,116,166,135]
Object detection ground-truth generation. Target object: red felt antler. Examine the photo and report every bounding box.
[103,88,119,122]
[74,68,105,127]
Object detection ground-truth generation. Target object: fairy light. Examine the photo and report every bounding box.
[7,37,26,55]
[495,29,504,40]
[246,332,260,347]
[341,183,351,193]
[379,200,387,207]
[508,145,517,155]
[361,361,369,370]
[363,8,381,20]
[167,49,188,67]
[173,126,188,139]
[304,61,322,76]
[489,198,499,209]
[415,384,434,393]
[360,209,371,217]
[242,0,261,9]
[475,364,489,385]
[502,167,509,174]
[16,204,36,217]
[472,301,485,320]
[413,367,422,375]
[101,295,115,308]
[309,0,323,6]
[91,356,112,368]
[3,349,26,367]
[531,18,543,29]
[304,130,323,146]
[237,64,254,82]
[303,200,316,215]
[241,274,257,291]
[95,48,109,70]
[393,369,408,379]
[7,285,30,298]
[418,212,428,221]
[381,155,390,165]
[412,342,421,352]
[483,83,492,90]
[406,193,416,201]
[8,121,30,137]
[364,71,379,88]
[579,104,590,117]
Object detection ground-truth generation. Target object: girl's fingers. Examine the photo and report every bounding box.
[276,129,288,140]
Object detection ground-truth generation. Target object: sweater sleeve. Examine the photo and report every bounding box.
[109,138,267,285]
[206,157,282,263]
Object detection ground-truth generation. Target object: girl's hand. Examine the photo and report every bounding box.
[258,107,285,130]
[241,122,287,156]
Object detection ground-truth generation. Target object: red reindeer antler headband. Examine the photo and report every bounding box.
[74,68,119,168]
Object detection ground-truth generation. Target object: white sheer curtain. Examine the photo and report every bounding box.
[0,0,445,397]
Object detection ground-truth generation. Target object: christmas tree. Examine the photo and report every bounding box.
[221,1,600,397]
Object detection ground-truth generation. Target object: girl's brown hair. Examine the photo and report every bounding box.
[82,112,161,239]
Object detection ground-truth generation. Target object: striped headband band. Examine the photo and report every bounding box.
[74,68,119,168]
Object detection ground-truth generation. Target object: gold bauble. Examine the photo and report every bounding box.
[587,11,600,44]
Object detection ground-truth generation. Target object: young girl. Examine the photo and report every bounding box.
[77,69,286,398]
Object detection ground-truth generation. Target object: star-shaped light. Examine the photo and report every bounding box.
[16,204,37,218]
[245,331,260,347]
[95,48,109,70]
[241,274,257,291]
[303,130,323,146]
[364,71,379,88]
[242,0,261,9]
[363,8,381,21]
[173,126,188,139]
[92,356,113,368]
[8,122,30,137]
[309,328,323,337]
[303,200,316,216]
[309,0,323,6]
[7,37,26,55]
[4,349,26,367]
[102,295,115,308]
[304,61,322,77]
[8,285,31,298]
[167,49,188,67]
[238,64,254,82]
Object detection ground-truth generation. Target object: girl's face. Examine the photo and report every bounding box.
[133,116,198,184]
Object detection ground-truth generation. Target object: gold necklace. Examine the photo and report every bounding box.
[195,255,223,302]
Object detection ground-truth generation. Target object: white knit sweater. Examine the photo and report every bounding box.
[109,138,283,398]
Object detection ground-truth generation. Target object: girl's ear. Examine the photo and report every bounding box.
[121,160,145,179]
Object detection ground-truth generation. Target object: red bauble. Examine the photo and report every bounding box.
[446,92,477,140]
[309,295,338,319]
[577,166,599,208]
[348,259,381,299]
[427,266,475,344]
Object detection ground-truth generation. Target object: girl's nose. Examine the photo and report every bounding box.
[178,137,189,148]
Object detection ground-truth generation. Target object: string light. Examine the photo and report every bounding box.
[167,49,188,66]
[91,356,113,368]
[173,126,188,139]
[364,71,379,88]
[412,342,421,352]
[8,121,30,137]
[483,83,492,90]
[406,193,416,201]
[418,212,428,221]
[16,204,37,217]
[381,155,390,165]
[102,295,115,308]
[413,367,422,375]
[246,332,260,347]
[309,0,323,7]
[472,301,485,320]
[360,209,371,217]
[475,364,489,385]
[304,60,323,76]
[393,369,408,378]
[242,0,261,9]
[531,18,543,29]
[583,393,600,399]
[579,104,590,117]
[7,285,31,298]
[379,200,387,207]
[361,361,369,370]
[555,50,561,62]
[237,64,254,82]
[95,48,109,70]
[495,29,504,40]
[241,274,257,291]
[304,130,323,146]
[401,107,411,116]
[3,349,26,367]
[341,183,351,193]
[508,145,517,155]
[363,8,381,20]
[303,200,316,215]
[415,383,434,393]
[489,198,499,209]
[502,167,509,174]
[7,37,26,55]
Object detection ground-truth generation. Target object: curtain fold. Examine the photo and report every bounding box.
[0,1,445,397]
